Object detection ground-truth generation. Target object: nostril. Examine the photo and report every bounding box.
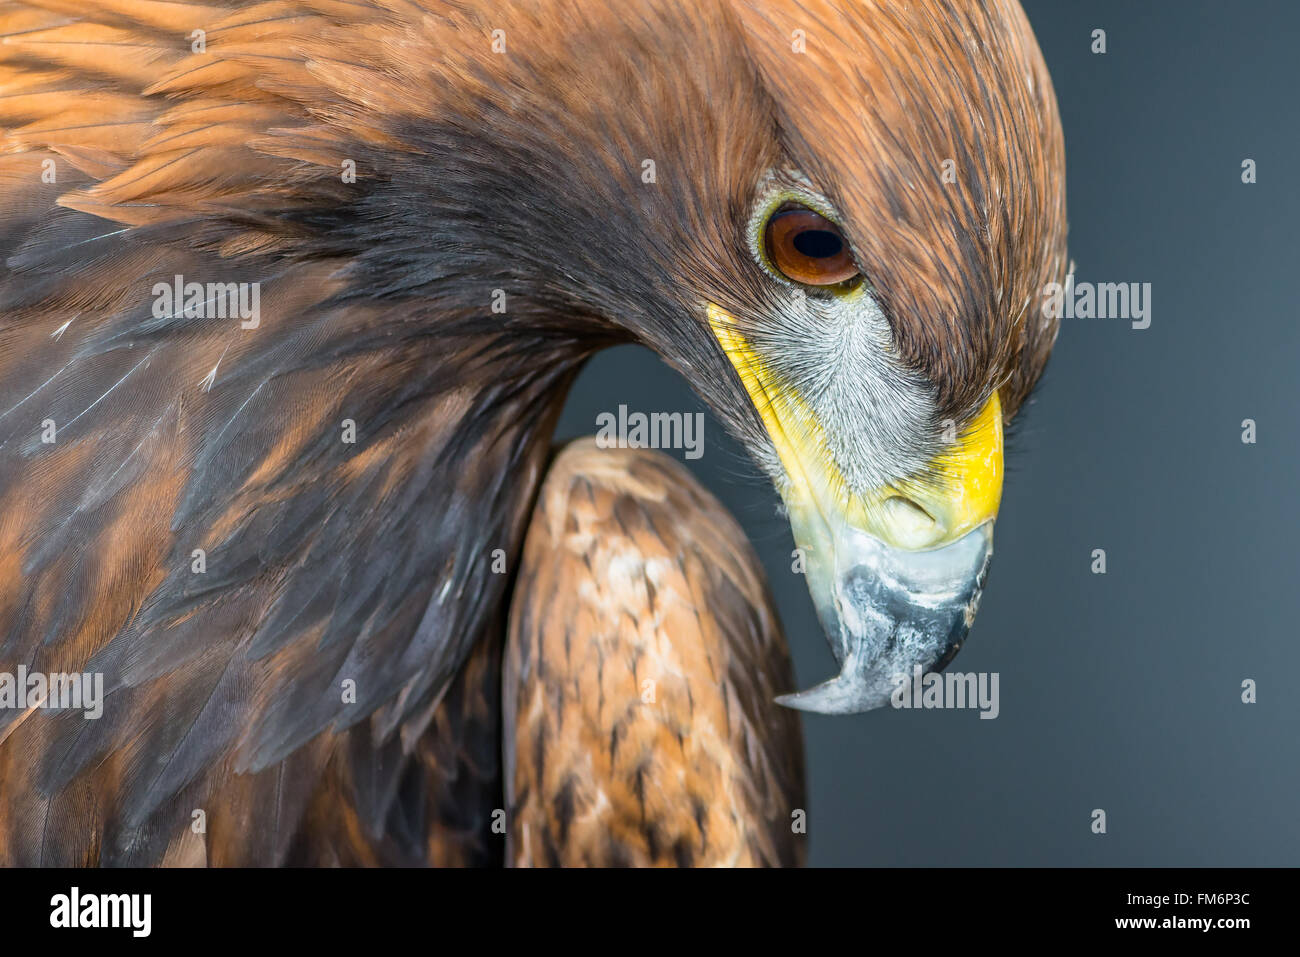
[881,495,941,548]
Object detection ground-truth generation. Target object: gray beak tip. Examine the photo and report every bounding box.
[775,662,896,715]
[781,523,994,716]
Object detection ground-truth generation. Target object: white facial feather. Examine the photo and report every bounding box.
[743,171,942,496]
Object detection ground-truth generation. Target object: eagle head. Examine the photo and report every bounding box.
[454,0,1068,710]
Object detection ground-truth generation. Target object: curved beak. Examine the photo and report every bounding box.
[707,305,1003,714]
[776,503,993,714]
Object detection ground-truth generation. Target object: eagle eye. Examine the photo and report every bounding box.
[763,206,860,287]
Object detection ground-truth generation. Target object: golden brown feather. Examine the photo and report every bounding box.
[505,439,805,867]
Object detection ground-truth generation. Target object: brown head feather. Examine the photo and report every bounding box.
[730,0,1067,418]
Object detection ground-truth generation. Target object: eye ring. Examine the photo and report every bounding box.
[763,206,860,287]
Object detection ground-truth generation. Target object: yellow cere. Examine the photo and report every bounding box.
[907,389,1003,540]
[706,303,1003,550]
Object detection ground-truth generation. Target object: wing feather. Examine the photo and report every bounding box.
[0,0,547,864]
[505,440,806,867]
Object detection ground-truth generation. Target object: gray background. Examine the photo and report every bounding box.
[553,0,1299,865]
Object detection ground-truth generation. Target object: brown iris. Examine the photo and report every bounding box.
[764,206,859,286]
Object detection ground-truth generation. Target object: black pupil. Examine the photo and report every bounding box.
[791,228,842,259]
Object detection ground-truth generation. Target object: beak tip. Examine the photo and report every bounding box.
[782,524,992,715]
[774,668,897,715]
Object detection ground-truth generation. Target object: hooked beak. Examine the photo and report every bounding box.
[707,305,1003,714]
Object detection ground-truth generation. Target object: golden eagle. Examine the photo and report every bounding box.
[0,0,1066,865]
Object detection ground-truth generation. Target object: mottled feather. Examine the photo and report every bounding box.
[505,440,806,867]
